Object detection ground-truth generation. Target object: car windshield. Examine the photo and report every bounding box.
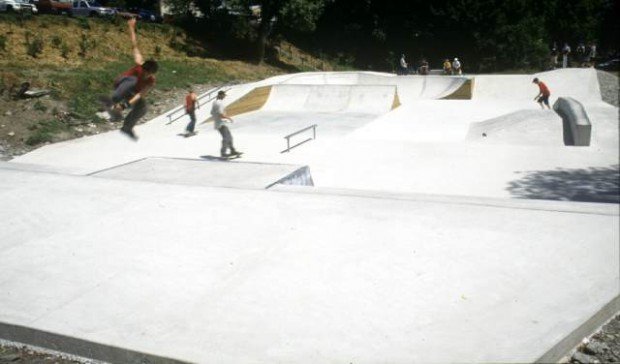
[87,1,102,6]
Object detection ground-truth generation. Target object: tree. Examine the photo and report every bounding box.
[221,0,326,64]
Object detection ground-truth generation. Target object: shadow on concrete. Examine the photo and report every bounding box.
[507,165,620,203]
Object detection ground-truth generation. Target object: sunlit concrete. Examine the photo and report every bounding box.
[1,68,619,363]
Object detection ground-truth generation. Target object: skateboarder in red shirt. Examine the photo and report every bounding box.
[184,87,199,136]
[104,18,158,140]
[533,78,551,110]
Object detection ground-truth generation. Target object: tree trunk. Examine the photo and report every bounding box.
[255,0,277,65]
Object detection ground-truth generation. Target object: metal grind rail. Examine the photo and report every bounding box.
[282,124,317,153]
[165,83,236,125]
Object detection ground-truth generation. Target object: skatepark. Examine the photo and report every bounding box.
[0,68,618,363]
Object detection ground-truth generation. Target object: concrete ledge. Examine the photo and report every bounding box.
[536,295,620,363]
[0,322,188,364]
[553,97,592,146]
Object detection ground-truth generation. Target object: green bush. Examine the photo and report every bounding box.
[61,41,70,59]
[78,33,89,58]
[25,31,44,58]
[33,101,47,112]
[51,35,62,48]
[25,120,67,146]
[78,17,90,30]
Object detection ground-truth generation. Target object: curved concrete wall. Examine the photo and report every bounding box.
[473,68,601,102]
[553,97,592,146]
[279,72,471,102]
[262,84,398,114]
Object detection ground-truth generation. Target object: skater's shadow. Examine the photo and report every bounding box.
[506,164,620,203]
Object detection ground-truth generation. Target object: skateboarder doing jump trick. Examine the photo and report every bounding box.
[106,18,158,140]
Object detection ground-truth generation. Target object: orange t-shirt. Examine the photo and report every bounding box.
[538,82,550,97]
[185,93,197,112]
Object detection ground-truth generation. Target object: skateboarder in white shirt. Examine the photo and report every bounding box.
[452,58,462,75]
[211,90,241,157]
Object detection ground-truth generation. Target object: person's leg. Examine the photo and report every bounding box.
[186,110,196,133]
[221,125,237,154]
[543,96,550,109]
[121,98,147,139]
[218,127,228,156]
[112,76,138,104]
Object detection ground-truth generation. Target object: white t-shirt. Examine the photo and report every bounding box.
[452,60,461,69]
[400,56,407,68]
[211,99,225,129]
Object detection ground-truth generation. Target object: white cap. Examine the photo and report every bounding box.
[454,57,458,61]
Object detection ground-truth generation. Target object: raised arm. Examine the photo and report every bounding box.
[128,18,144,66]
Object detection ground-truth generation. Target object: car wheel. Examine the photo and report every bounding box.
[6,5,14,12]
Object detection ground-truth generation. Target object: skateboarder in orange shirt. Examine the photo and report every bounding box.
[533,78,551,110]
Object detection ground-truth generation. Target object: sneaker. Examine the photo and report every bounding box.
[230,151,243,156]
[120,128,138,141]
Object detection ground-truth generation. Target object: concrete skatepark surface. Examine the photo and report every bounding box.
[1,68,618,363]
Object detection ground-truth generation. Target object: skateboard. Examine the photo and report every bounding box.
[200,152,243,161]
[178,131,198,138]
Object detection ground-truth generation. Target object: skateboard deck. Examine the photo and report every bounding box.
[178,131,199,138]
[200,152,243,161]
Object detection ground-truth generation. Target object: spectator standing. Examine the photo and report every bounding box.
[211,90,241,157]
[184,87,199,136]
[452,58,462,75]
[562,43,571,68]
[399,54,408,75]
[576,42,586,67]
[418,59,430,75]
[443,59,452,75]
[532,78,551,110]
[550,46,559,69]
[586,42,597,67]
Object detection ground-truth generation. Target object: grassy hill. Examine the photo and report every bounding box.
[0,13,335,156]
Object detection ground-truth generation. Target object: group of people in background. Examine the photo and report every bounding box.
[398,54,462,76]
[550,41,597,69]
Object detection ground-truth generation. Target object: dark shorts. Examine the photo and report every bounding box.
[537,95,550,105]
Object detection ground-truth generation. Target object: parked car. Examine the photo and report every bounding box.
[35,0,71,14]
[0,0,36,12]
[18,0,37,12]
[71,0,114,17]
[128,7,162,22]
[113,7,138,19]
[597,58,620,71]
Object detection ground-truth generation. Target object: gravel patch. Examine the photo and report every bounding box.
[597,70,619,107]
[570,314,620,364]
[0,341,102,364]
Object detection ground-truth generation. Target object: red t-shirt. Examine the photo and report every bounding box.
[118,65,155,92]
[538,82,550,97]
[185,93,196,112]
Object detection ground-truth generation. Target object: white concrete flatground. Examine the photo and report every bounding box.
[0,68,619,363]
